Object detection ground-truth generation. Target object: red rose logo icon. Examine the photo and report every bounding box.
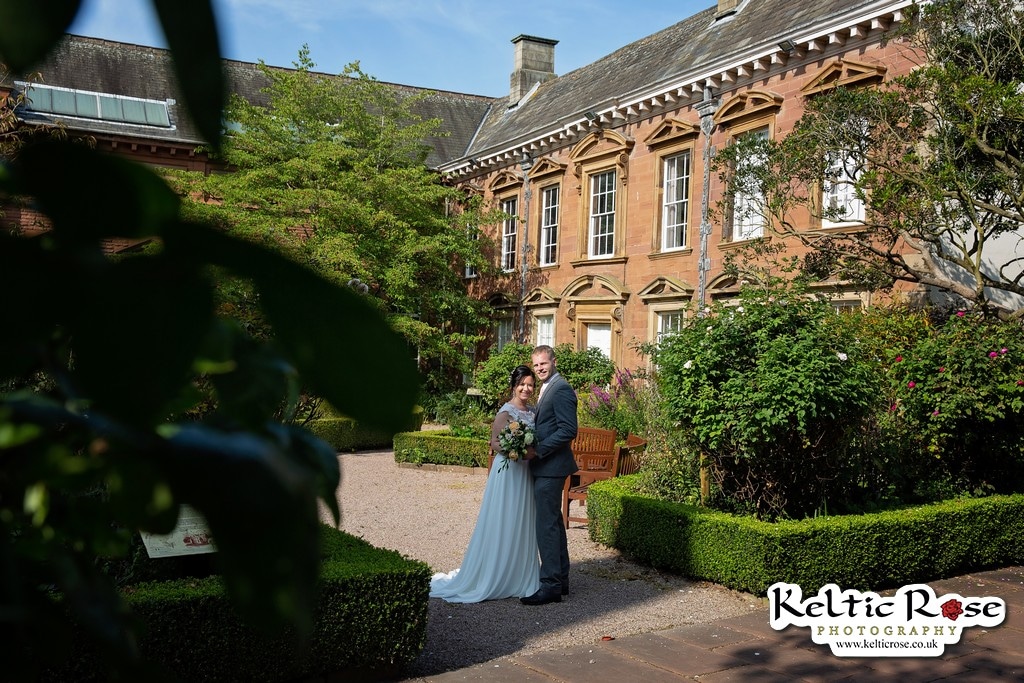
[941,598,964,621]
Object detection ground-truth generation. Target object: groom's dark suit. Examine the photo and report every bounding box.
[529,371,578,598]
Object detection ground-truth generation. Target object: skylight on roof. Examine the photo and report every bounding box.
[17,82,171,128]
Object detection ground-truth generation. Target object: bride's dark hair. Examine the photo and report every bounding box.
[508,364,536,396]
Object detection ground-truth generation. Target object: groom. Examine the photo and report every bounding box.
[521,345,578,605]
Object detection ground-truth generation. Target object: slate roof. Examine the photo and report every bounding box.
[8,0,898,170]
[464,0,897,161]
[11,34,494,168]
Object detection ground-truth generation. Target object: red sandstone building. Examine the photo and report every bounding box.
[5,0,926,370]
[443,0,920,369]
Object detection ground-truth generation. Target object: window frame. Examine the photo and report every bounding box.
[495,316,515,351]
[568,130,633,263]
[533,312,555,347]
[728,123,771,241]
[587,169,617,258]
[821,143,866,229]
[659,149,692,252]
[463,223,479,279]
[499,196,519,273]
[539,184,560,266]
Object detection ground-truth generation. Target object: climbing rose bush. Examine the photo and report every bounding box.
[656,286,878,520]
[882,310,1024,494]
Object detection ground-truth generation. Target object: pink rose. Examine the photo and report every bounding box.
[990,351,999,358]
[907,381,916,388]
[895,355,903,362]
[956,311,965,317]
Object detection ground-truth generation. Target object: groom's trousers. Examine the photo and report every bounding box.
[534,474,570,593]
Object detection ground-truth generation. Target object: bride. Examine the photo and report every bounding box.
[429,365,541,602]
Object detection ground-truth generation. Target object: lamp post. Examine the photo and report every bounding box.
[518,153,533,342]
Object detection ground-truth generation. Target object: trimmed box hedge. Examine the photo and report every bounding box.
[306,417,394,451]
[307,406,424,452]
[587,476,1024,595]
[43,525,431,682]
[393,430,490,468]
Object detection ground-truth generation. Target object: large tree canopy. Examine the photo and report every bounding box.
[1,6,421,679]
[173,48,500,392]
[716,0,1024,319]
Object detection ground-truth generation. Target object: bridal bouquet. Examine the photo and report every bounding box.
[496,419,535,473]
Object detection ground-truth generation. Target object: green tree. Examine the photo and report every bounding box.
[715,0,1024,319]
[0,3,418,679]
[172,48,499,394]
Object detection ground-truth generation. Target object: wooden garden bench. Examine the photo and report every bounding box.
[562,427,619,528]
[562,430,648,527]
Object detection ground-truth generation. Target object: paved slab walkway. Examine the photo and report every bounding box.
[412,566,1023,682]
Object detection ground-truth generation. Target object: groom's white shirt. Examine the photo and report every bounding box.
[537,371,560,404]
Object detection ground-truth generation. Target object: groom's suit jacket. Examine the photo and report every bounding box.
[530,372,579,478]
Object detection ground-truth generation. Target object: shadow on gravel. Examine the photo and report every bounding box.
[331,450,757,680]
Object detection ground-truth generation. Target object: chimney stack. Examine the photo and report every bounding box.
[510,35,557,103]
[717,0,740,17]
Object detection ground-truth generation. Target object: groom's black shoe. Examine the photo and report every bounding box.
[520,589,562,605]
[561,584,569,596]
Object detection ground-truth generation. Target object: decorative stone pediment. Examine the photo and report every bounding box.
[562,274,630,334]
[528,156,567,180]
[568,130,634,181]
[569,130,633,161]
[638,275,695,303]
[713,89,783,126]
[523,286,560,308]
[487,292,516,308]
[562,274,630,302]
[487,169,523,193]
[707,274,740,300]
[644,118,700,149]
[462,181,485,197]
[802,59,887,96]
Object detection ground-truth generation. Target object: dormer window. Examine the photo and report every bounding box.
[17,82,171,128]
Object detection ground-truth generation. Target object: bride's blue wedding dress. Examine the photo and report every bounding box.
[429,403,540,602]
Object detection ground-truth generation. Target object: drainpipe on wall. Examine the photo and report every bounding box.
[696,86,720,317]
[518,153,534,342]
[695,87,720,507]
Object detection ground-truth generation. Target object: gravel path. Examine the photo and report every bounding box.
[324,450,763,679]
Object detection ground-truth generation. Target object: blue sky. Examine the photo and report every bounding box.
[68,0,714,96]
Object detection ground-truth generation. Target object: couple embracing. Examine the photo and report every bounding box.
[429,345,578,605]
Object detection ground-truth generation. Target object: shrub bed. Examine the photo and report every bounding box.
[43,525,430,682]
[392,430,490,468]
[588,476,1024,595]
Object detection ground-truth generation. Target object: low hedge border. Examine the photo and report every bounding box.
[587,476,1024,595]
[44,525,431,682]
[393,430,490,468]
[306,417,395,451]
[307,406,425,452]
